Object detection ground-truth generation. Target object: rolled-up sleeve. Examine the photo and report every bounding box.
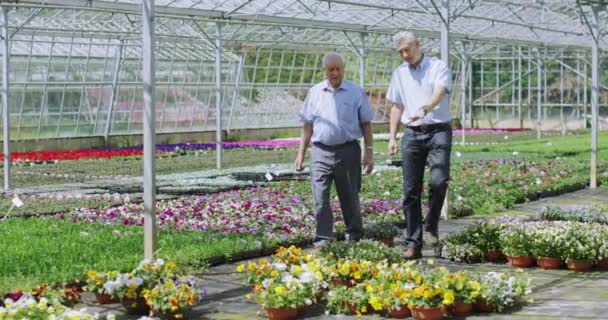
[358,88,374,123]
[298,89,314,123]
[386,70,403,107]
[435,61,452,94]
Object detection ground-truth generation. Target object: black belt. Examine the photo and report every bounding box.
[407,122,451,133]
[313,140,358,150]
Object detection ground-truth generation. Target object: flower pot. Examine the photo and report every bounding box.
[152,308,191,320]
[484,250,506,263]
[387,305,412,318]
[121,296,150,315]
[449,300,473,316]
[95,293,119,304]
[331,278,354,288]
[567,259,593,272]
[381,237,395,247]
[597,258,608,271]
[537,257,563,270]
[474,299,495,313]
[266,307,298,320]
[507,255,536,268]
[411,306,444,320]
[348,303,369,315]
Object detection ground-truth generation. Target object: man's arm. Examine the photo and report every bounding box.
[388,104,403,155]
[389,104,403,140]
[421,83,447,113]
[295,123,313,171]
[361,121,374,174]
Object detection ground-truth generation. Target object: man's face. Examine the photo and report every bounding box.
[324,58,345,89]
[397,40,420,65]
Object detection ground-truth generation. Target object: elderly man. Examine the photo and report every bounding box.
[386,32,453,259]
[295,53,374,246]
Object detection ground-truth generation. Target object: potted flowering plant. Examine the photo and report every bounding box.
[445,271,481,317]
[320,240,402,263]
[0,296,99,319]
[476,221,506,262]
[365,279,413,318]
[530,223,567,269]
[322,258,375,286]
[105,259,178,315]
[364,221,400,246]
[499,224,536,267]
[247,275,316,320]
[84,270,120,304]
[440,228,483,263]
[408,267,454,320]
[273,246,312,265]
[476,270,531,313]
[143,278,204,320]
[325,284,370,316]
[562,224,600,272]
[236,259,274,287]
[597,227,608,270]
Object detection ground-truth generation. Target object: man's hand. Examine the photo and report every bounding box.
[388,138,399,155]
[407,106,427,124]
[295,150,306,172]
[363,148,374,175]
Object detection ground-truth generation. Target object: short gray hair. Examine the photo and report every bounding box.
[322,53,345,67]
[392,31,418,48]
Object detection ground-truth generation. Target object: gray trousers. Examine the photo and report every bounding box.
[401,124,452,249]
[310,141,363,241]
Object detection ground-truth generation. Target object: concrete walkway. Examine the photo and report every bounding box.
[85,188,608,320]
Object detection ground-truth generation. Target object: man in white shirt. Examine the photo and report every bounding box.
[386,32,453,259]
[295,53,375,246]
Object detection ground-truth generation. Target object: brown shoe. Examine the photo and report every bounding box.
[402,247,422,260]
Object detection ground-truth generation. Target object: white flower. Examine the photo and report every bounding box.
[262,279,272,288]
[455,151,462,157]
[273,263,287,271]
[299,271,313,283]
[512,151,519,156]
[305,298,312,305]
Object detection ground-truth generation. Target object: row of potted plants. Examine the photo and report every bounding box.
[441,217,608,272]
[1,259,204,320]
[2,139,298,164]
[237,244,531,320]
[541,205,608,224]
[85,259,205,319]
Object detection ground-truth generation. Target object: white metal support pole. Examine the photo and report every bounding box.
[359,32,366,88]
[1,7,9,193]
[142,0,156,259]
[590,6,601,189]
[537,50,542,139]
[215,22,223,169]
[104,41,124,140]
[518,46,522,128]
[227,54,244,132]
[440,0,450,220]
[460,52,467,146]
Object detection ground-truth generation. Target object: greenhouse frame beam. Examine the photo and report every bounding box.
[590,5,602,189]
[1,7,10,193]
[104,41,124,140]
[319,0,584,36]
[215,22,223,170]
[440,0,449,221]
[142,0,156,260]
[5,1,598,50]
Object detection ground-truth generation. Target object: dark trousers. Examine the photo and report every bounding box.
[310,141,363,241]
[401,123,452,249]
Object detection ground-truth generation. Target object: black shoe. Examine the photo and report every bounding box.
[402,247,422,260]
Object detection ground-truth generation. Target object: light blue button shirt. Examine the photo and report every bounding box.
[386,55,452,126]
[299,79,374,146]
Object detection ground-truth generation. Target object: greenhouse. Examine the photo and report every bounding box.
[1,1,608,320]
